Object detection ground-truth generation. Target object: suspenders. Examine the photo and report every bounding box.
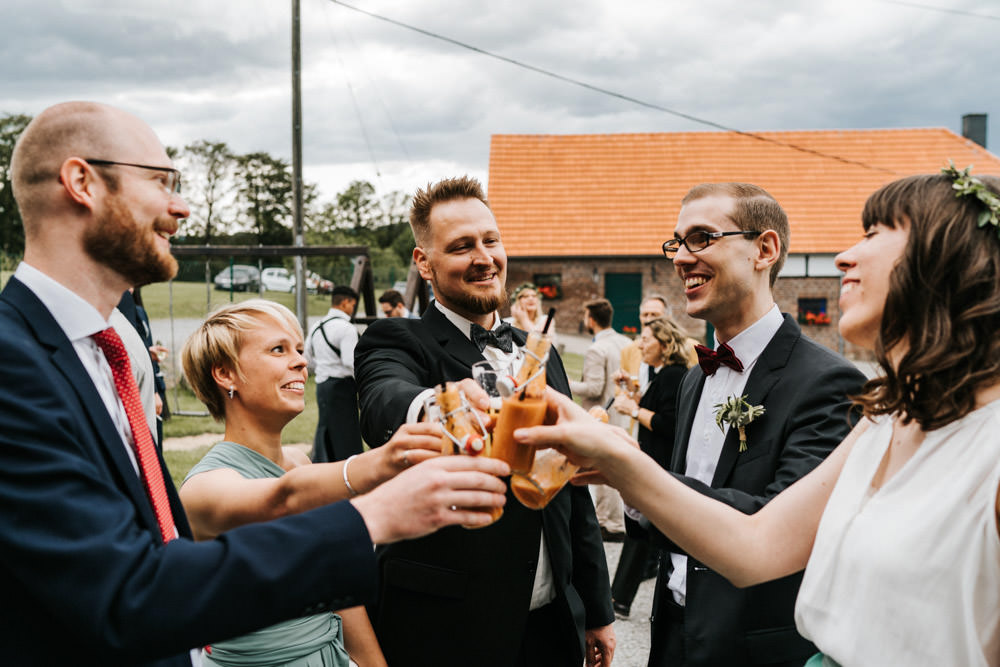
[309,316,342,359]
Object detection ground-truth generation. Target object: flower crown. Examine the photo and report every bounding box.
[942,161,1000,237]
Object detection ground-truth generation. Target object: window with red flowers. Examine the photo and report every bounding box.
[798,297,831,326]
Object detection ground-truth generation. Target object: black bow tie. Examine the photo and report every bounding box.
[695,343,744,375]
[470,322,514,354]
[648,366,658,380]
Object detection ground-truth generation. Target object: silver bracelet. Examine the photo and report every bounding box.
[343,454,360,497]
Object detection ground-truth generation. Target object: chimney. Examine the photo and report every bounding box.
[962,113,988,148]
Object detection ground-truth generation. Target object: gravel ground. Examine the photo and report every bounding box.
[603,540,655,667]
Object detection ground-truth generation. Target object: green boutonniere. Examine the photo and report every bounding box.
[713,395,766,452]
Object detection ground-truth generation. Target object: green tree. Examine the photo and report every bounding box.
[179,140,236,244]
[0,113,32,259]
[235,152,293,246]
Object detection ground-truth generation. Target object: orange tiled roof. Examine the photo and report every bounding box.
[487,129,1000,256]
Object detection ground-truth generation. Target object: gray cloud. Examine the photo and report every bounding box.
[3,0,998,199]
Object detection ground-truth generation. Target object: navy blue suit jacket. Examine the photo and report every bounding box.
[0,277,377,666]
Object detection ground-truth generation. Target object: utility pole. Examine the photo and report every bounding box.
[291,0,307,333]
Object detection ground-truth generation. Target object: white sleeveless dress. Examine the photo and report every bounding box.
[795,400,1000,666]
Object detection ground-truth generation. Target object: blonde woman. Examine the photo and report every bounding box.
[506,282,557,343]
[180,300,449,667]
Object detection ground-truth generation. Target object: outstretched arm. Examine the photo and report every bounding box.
[517,389,868,587]
[180,422,446,540]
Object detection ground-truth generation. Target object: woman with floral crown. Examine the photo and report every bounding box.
[517,168,1000,666]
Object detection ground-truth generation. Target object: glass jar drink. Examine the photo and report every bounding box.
[491,332,552,474]
[431,383,502,527]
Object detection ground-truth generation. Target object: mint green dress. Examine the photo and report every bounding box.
[184,441,352,667]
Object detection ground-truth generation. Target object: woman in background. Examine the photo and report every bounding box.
[608,317,690,618]
[181,299,444,667]
[507,282,557,344]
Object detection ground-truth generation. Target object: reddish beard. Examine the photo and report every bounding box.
[83,194,178,286]
[431,265,509,316]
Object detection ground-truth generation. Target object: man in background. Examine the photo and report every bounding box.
[306,285,363,462]
[568,298,630,540]
[378,288,413,318]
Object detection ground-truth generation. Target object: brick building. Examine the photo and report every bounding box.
[488,126,1000,358]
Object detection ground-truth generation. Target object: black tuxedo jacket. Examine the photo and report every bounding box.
[647,314,866,667]
[0,277,377,666]
[355,305,614,667]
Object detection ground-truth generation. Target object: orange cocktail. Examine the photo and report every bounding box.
[491,395,547,474]
[490,332,551,474]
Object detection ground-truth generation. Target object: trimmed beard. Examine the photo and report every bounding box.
[83,194,178,286]
[430,265,509,316]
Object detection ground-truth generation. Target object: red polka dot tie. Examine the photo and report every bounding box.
[92,327,176,543]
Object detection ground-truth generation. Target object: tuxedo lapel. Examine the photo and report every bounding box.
[710,315,800,487]
[3,278,163,534]
[424,305,487,372]
[670,367,705,473]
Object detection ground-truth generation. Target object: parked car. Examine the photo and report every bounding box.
[213,265,260,292]
[306,271,334,294]
[261,267,296,293]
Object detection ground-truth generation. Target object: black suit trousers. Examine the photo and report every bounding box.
[313,376,363,462]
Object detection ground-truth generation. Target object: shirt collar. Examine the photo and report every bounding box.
[325,307,351,321]
[433,300,499,340]
[593,328,615,341]
[14,262,110,342]
[719,304,783,371]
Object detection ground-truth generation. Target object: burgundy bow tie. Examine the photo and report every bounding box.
[695,343,744,375]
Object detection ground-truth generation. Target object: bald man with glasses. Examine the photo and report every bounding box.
[0,100,509,667]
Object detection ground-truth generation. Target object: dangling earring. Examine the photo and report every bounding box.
[228,387,235,399]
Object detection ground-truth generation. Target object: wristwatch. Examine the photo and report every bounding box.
[631,407,640,419]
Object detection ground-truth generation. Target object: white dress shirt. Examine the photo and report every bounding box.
[406,300,555,610]
[14,263,140,472]
[668,304,783,605]
[305,307,358,383]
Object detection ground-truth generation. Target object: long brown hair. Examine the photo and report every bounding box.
[852,172,1000,430]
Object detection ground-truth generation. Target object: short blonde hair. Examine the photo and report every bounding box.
[182,299,302,420]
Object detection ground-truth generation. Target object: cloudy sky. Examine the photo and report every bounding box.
[4,0,998,203]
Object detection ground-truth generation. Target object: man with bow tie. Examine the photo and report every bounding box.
[644,183,865,667]
[354,176,615,667]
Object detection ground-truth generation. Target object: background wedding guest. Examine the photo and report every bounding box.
[305,285,362,462]
[355,176,614,667]
[520,169,1000,667]
[378,289,415,318]
[507,281,558,345]
[0,100,508,667]
[569,298,631,540]
[608,316,691,618]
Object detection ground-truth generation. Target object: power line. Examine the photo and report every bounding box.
[321,4,382,181]
[876,0,1000,21]
[326,0,898,175]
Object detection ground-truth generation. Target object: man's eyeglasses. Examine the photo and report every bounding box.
[662,230,762,259]
[84,159,182,194]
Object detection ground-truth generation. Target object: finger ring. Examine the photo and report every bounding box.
[402,452,411,467]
